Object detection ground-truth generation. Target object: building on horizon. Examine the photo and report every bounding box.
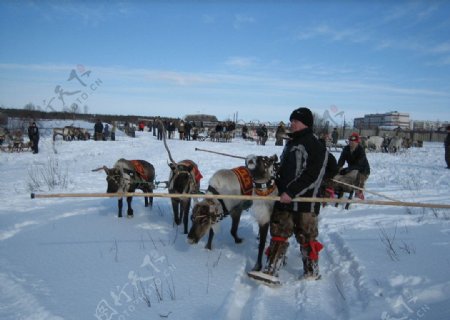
[412,120,449,131]
[354,111,410,130]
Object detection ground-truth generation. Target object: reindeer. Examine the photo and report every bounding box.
[366,136,384,152]
[159,120,203,233]
[93,159,155,218]
[245,154,279,271]
[187,166,252,249]
[187,154,279,272]
[388,136,403,153]
[168,159,202,234]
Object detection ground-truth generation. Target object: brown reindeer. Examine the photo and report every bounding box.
[93,159,155,218]
[158,120,203,233]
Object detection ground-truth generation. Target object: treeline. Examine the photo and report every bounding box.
[0,107,176,126]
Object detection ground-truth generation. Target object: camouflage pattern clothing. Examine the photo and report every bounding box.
[265,126,327,278]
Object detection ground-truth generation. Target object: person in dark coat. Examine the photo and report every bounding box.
[275,122,286,146]
[445,125,450,169]
[331,128,339,146]
[336,132,370,199]
[264,107,327,280]
[27,121,39,154]
[94,119,104,141]
[242,125,248,139]
[256,124,268,145]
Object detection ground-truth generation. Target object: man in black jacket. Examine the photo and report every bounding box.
[336,132,370,199]
[27,121,39,154]
[94,119,104,141]
[263,107,327,280]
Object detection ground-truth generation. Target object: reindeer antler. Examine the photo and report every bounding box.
[158,119,177,164]
[91,165,108,172]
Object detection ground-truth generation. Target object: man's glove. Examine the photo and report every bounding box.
[339,168,350,175]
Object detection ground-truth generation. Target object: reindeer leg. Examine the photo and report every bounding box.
[118,198,123,218]
[230,209,243,244]
[144,194,149,207]
[335,191,343,208]
[205,228,214,250]
[149,189,153,207]
[183,199,190,234]
[252,222,269,271]
[345,191,354,210]
[171,199,181,225]
[127,196,134,217]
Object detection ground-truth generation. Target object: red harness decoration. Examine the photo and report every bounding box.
[130,160,148,181]
[179,160,203,184]
[232,166,253,196]
[254,184,276,197]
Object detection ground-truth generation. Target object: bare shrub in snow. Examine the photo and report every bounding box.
[27,157,69,191]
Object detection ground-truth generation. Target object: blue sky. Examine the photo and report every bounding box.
[1,0,449,124]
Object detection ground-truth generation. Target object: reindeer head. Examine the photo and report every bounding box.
[92,165,128,193]
[245,154,279,183]
[168,162,196,194]
[106,167,126,193]
[187,199,219,244]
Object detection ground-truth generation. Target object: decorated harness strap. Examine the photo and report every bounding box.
[130,160,149,181]
[254,179,276,197]
[231,166,253,196]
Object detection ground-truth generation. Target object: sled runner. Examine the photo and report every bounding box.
[248,270,322,286]
[247,271,281,286]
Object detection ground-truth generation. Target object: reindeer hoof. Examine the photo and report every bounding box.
[127,214,134,218]
[235,237,243,244]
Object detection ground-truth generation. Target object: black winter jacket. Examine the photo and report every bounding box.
[337,144,370,175]
[276,128,327,213]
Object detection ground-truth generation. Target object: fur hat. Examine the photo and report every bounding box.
[349,132,360,142]
[289,107,313,127]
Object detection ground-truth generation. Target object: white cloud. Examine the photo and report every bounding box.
[224,57,256,68]
[296,24,368,43]
[233,14,255,29]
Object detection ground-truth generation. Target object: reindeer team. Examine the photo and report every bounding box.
[91,120,412,282]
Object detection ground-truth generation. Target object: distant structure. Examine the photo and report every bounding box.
[0,111,7,126]
[354,111,410,130]
[184,114,218,122]
[412,120,449,131]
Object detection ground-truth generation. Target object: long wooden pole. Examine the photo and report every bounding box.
[194,147,246,160]
[30,192,450,209]
[331,178,400,202]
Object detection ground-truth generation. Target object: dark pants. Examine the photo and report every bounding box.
[32,137,39,153]
[446,146,450,168]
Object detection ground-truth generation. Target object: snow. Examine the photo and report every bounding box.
[1,121,450,320]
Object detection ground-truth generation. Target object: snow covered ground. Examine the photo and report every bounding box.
[1,121,450,320]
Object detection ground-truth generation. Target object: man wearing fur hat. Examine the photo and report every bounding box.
[263,107,328,281]
[335,132,370,199]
